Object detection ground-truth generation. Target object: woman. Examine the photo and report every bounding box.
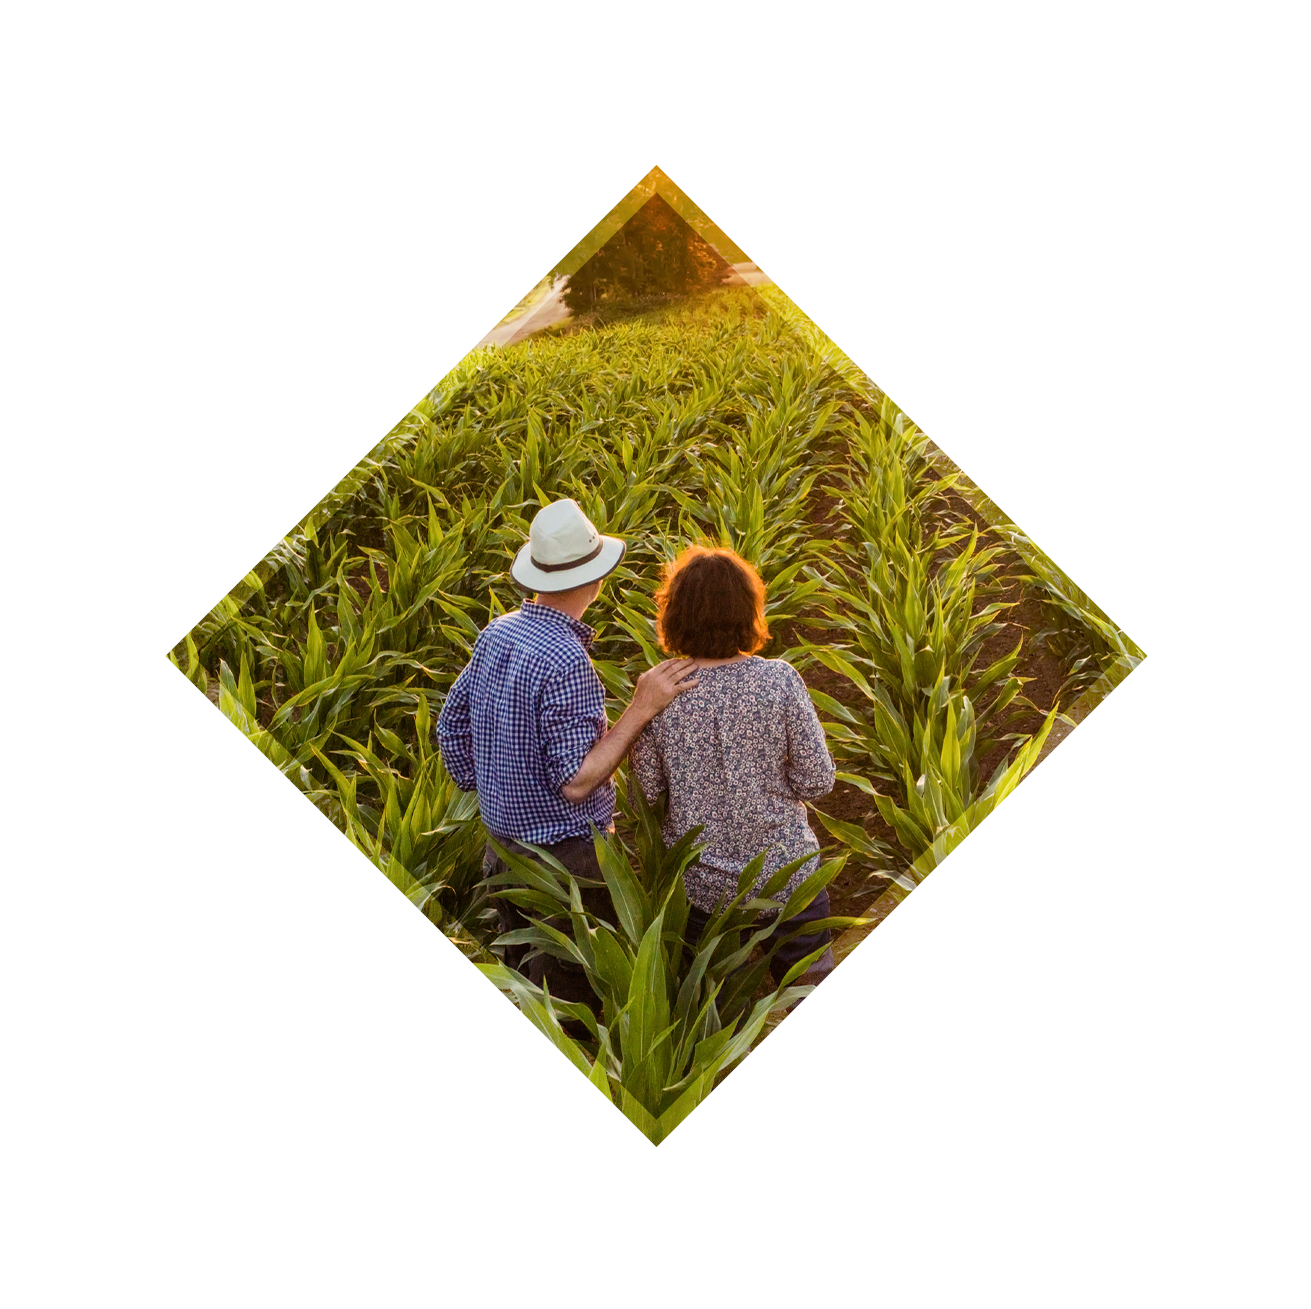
[628,545,838,988]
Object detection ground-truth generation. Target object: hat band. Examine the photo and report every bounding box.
[529,540,604,573]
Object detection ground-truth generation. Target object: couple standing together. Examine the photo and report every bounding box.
[437,497,838,1004]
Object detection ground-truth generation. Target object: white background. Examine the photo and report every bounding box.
[3,3,1307,1305]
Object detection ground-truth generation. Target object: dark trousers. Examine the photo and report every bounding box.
[685,886,836,985]
[482,836,612,1008]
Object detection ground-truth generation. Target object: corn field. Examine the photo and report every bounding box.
[171,283,1142,1139]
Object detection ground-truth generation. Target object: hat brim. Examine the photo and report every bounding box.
[510,535,626,593]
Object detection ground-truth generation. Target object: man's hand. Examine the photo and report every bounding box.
[631,658,700,718]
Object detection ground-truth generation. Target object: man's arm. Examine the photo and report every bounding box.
[560,658,698,804]
[435,662,477,792]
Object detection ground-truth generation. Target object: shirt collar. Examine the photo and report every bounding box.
[521,597,596,650]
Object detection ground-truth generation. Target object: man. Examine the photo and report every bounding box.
[436,497,698,997]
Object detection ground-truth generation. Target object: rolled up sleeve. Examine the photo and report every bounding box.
[436,661,477,791]
[783,664,836,799]
[539,659,607,792]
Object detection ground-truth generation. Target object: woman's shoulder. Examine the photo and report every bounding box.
[726,656,808,702]
[746,655,805,684]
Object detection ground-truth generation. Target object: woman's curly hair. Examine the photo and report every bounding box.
[654,545,769,659]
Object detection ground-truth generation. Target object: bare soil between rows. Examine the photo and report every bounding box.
[763,431,1078,977]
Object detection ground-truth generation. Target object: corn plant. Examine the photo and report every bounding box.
[310,694,492,940]
[797,395,1037,875]
[1003,530,1146,705]
[476,786,863,1143]
[875,704,1061,891]
[172,283,1131,977]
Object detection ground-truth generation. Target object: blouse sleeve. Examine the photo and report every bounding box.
[783,663,836,799]
[628,714,667,802]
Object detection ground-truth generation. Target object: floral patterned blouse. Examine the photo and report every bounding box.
[628,656,836,913]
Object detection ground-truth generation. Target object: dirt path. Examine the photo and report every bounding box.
[477,278,573,347]
[477,264,772,348]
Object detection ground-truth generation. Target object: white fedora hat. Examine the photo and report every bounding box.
[510,498,626,592]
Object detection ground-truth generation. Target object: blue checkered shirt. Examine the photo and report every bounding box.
[436,599,614,844]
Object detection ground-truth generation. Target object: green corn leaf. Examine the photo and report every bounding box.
[304,603,326,688]
[595,831,650,945]
[834,771,879,798]
[815,812,887,861]
[626,909,671,1073]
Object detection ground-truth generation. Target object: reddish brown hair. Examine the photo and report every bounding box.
[655,546,769,658]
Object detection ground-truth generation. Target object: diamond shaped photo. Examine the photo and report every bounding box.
[169,166,1143,1143]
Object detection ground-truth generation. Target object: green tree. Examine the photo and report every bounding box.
[561,195,730,315]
